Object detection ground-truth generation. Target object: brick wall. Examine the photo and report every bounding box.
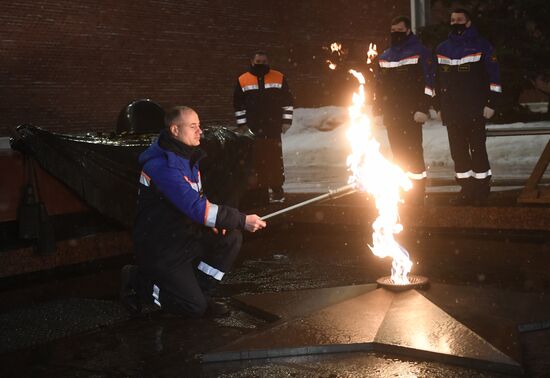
[0,0,409,136]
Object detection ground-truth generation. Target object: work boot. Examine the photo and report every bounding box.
[205,296,230,317]
[196,270,218,296]
[269,187,285,203]
[472,177,491,207]
[449,177,474,206]
[120,264,141,315]
[404,179,425,206]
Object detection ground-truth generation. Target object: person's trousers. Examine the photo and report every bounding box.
[138,229,242,317]
[446,118,491,201]
[252,137,285,193]
[386,118,426,204]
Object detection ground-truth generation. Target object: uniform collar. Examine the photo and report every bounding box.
[391,33,418,51]
[158,129,205,165]
[449,25,479,43]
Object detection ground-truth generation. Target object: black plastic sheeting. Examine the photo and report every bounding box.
[11,125,254,228]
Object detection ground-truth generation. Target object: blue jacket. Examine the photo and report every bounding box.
[133,130,245,273]
[436,26,501,123]
[374,34,435,120]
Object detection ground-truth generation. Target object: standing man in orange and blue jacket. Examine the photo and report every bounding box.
[233,51,294,204]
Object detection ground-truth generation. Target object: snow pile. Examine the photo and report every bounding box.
[282,106,550,192]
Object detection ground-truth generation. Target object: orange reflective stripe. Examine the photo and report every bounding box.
[204,200,209,225]
[183,175,199,192]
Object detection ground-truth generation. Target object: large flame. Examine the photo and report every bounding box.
[346,69,413,284]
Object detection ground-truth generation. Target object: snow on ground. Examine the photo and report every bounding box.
[282,106,550,193]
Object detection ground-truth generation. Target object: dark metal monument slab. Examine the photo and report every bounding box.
[201,283,550,375]
[232,283,378,321]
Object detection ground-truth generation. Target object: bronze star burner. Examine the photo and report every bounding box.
[376,274,429,291]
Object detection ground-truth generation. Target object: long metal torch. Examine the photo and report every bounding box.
[261,183,358,220]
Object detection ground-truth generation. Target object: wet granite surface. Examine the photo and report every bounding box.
[1,222,549,377]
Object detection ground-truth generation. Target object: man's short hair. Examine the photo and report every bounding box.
[252,50,268,59]
[451,8,471,21]
[164,106,192,129]
[391,16,411,29]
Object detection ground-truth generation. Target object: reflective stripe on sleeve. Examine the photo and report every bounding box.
[197,261,225,281]
[235,110,246,116]
[424,86,435,97]
[282,106,294,111]
[236,118,247,124]
[204,201,218,227]
[183,176,199,192]
[282,114,293,120]
[139,172,151,186]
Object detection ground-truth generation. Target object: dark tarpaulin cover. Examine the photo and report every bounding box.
[11,125,254,228]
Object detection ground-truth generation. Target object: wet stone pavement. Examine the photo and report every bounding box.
[1,222,549,377]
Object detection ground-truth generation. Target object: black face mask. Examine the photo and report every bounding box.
[251,64,270,76]
[451,23,467,35]
[390,31,408,46]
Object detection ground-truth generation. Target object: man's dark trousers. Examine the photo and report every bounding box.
[386,116,426,204]
[138,230,242,317]
[446,117,491,202]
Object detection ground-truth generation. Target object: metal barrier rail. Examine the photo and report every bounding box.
[427,177,550,187]
[486,127,550,137]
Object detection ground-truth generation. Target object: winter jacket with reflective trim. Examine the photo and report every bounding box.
[233,67,294,139]
[435,26,501,124]
[373,34,435,120]
[133,130,245,272]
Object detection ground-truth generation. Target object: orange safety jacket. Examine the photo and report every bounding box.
[233,69,293,139]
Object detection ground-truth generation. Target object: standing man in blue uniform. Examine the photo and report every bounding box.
[436,8,502,206]
[123,106,266,317]
[374,16,435,205]
[233,51,294,204]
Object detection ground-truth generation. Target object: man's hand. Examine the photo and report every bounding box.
[281,123,291,134]
[413,111,429,123]
[483,106,495,119]
[245,214,266,233]
[211,228,227,236]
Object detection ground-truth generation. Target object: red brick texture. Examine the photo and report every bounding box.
[0,0,409,136]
